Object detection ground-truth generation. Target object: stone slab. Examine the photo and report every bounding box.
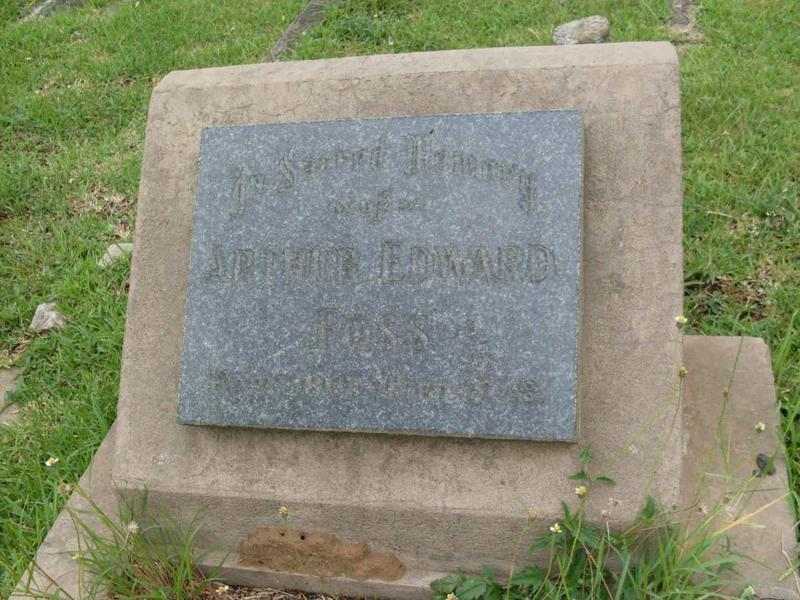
[113,42,684,581]
[179,111,583,440]
[15,337,796,598]
[681,336,799,599]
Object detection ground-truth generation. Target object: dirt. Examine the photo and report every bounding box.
[238,525,406,582]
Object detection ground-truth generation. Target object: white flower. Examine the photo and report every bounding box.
[216,584,230,594]
[755,421,766,433]
[446,594,458,600]
[278,505,289,518]
[574,485,588,498]
[45,457,59,467]
[549,522,562,534]
[126,521,139,535]
[675,315,688,327]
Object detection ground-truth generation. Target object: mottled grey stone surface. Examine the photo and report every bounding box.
[178,111,583,440]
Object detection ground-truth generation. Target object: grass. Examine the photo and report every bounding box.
[1,0,799,597]
[679,0,800,509]
[430,499,738,600]
[0,0,304,594]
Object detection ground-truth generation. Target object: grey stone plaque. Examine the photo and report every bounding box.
[178,111,583,441]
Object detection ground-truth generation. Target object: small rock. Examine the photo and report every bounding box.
[98,242,133,267]
[553,16,610,45]
[29,302,67,333]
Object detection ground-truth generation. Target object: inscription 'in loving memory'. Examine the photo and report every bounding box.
[208,241,556,286]
[230,132,538,216]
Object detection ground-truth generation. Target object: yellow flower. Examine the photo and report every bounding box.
[45,457,59,467]
[675,315,688,328]
[446,594,459,600]
[678,366,688,378]
[549,522,562,534]
[278,506,289,518]
[574,485,588,498]
[755,421,766,433]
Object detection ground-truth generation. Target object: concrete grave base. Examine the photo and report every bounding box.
[11,45,797,600]
[13,336,797,599]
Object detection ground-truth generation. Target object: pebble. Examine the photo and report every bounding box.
[553,16,610,45]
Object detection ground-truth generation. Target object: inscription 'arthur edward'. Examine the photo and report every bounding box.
[208,241,555,286]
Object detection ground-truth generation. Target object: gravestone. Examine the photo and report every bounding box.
[63,42,791,599]
[179,112,583,440]
[113,42,686,595]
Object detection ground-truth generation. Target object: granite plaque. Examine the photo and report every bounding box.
[178,111,583,441]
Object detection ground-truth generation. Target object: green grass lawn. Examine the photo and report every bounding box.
[1,0,798,596]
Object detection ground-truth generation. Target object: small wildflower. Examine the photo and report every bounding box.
[755,421,766,433]
[58,482,73,495]
[126,521,140,535]
[278,505,289,518]
[678,366,688,378]
[71,553,82,561]
[574,485,588,498]
[549,522,562,534]
[216,584,230,594]
[446,593,458,600]
[45,457,59,467]
[600,509,609,519]
[675,315,688,328]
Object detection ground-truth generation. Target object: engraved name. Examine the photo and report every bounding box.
[311,308,490,356]
[379,241,555,284]
[207,241,555,286]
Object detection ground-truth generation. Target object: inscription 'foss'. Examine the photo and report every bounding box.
[180,112,583,441]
